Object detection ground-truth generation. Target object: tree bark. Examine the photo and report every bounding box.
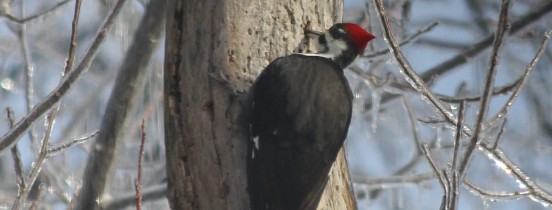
[164,0,356,209]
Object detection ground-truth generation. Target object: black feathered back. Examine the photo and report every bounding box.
[248,54,353,210]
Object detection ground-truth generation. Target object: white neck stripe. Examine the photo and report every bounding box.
[294,53,333,59]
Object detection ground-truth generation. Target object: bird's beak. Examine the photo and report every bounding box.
[305,29,324,39]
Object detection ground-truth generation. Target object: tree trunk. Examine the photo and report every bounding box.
[163,0,356,209]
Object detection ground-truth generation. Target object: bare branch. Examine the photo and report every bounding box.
[63,0,83,77]
[485,30,552,129]
[46,130,98,158]
[442,169,452,210]
[490,119,507,150]
[363,21,440,58]
[403,98,422,153]
[103,184,167,210]
[419,1,552,82]
[352,66,521,104]
[17,0,39,148]
[449,101,466,210]
[464,179,530,200]
[0,0,127,154]
[135,119,146,210]
[6,108,27,205]
[422,144,448,194]
[12,109,57,210]
[9,144,24,188]
[450,101,465,173]
[2,0,72,24]
[438,80,519,103]
[458,0,511,189]
[353,172,436,188]
[373,0,552,207]
[349,65,416,94]
[370,1,552,113]
[373,0,459,129]
[481,145,552,204]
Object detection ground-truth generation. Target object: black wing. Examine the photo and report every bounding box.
[248,54,353,210]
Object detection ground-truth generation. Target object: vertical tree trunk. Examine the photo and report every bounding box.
[163,0,356,209]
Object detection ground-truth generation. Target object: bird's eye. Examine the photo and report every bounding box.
[337,28,346,34]
[318,34,327,44]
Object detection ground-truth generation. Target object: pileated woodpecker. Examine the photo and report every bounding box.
[248,23,375,210]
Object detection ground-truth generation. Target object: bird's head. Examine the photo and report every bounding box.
[306,23,375,68]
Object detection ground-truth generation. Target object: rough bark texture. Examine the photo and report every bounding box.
[164,0,356,209]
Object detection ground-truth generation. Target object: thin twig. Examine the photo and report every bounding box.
[421,144,448,194]
[403,98,422,153]
[46,130,99,158]
[12,109,58,210]
[423,141,456,209]
[458,0,511,183]
[16,0,39,150]
[490,119,507,150]
[104,184,167,210]
[483,144,552,203]
[450,172,459,210]
[57,68,118,142]
[135,119,146,210]
[353,172,436,188]
[464,179,530,200]
[9,144,24,189]
[484,30,552,129]
[6,108,27,206]
[6,107,15,130]
[10,1,85,206]
[449,101,466,210]
[3,0,72,24]
[355,169,540,202]
[351,65,523,104]
[373,0,459,129]
[63,0,82,77]
[373,0,552,206]
[438,80,519,103]
[442,169,452,210]
[419,1,552,83]
[349,65,415,93]
[0,0,127,154]
[450,101,465,173]
[40,0,84,160]
[363,21,440,58]
[371,1,552,111]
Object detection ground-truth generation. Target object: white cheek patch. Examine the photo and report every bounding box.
[327,39,347,56]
